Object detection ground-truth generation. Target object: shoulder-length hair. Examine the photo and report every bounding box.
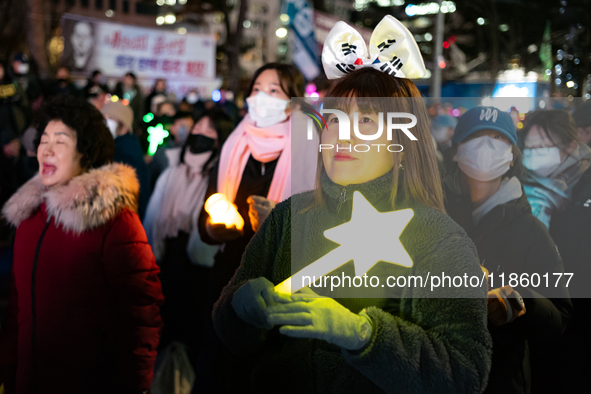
[246,63,306,99]
[313,67,445,212]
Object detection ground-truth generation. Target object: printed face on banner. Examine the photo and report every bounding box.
[63,20,97,72]
[61,16,216,96]
[71,22,95,69]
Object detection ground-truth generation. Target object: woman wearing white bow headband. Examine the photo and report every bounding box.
[443,106,571,394]
[213,15,492,394]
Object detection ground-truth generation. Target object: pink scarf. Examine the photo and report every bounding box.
[217,114,292,203]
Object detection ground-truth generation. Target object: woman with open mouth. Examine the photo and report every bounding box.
[0,95,163,393]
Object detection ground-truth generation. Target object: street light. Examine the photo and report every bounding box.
[164,14,176,24]
[276,28,288,38]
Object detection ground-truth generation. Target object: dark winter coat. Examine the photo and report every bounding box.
[213,171,493,394]
[114,83,145,133]
[113,133,152,220]
[444,178,572,394]
[0,163,164,393]
[198,154,279,306]
[527,166,591,393]
[547,166,591,298]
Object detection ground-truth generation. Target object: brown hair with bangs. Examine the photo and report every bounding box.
[521,110,581,148]
[246,63,306,99]
[314,67,445,212]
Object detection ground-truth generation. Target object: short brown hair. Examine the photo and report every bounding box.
[314,67,445,212]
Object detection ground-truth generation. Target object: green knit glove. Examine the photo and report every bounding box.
[231,277,276,329]
[266,290,373,350]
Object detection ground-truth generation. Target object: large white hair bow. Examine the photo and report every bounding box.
[322,15,426,80]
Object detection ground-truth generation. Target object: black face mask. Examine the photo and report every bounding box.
[187,134,215,154]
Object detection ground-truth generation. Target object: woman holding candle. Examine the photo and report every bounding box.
[195,63,318,391]
[212,16,492,394]
[198,63,317,292]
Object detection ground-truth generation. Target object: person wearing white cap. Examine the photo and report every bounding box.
[102,101,152,219]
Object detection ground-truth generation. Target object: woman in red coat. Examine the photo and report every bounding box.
[0,95,164,393]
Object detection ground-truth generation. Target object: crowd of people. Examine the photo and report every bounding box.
[0,14,590,394]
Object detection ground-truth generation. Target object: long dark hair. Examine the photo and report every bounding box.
[179,108,234,175]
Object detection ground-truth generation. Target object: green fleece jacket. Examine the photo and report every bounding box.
[213,171,492,394]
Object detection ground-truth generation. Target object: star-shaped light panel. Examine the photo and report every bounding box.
[275,191,414,294]
[147,123,169,156]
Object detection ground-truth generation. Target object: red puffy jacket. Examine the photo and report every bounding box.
[0,163,164,393]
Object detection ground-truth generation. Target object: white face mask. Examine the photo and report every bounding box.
[246,91,289,128]
[454,136,514,182]
[186,93,199,104]
[106,118,118,139]
[523,147,562,178]
[431,126,450,144]
[17,63,29,74]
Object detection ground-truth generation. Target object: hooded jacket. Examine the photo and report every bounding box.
[444,174,572,394]
[0,163,164,394]
[213,171,492,394]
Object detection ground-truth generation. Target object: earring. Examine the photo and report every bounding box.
[399,163,404,170]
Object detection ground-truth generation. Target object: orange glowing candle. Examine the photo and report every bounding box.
[205,193,245,231]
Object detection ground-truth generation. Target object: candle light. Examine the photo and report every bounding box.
[205,193,245,230]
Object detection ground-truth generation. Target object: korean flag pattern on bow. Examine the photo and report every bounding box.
[322,15,427,80]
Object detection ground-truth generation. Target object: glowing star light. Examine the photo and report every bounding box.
[147,123,169,156]
[275,191,414,294]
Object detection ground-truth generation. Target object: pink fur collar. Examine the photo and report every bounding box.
[2,163,139,233]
